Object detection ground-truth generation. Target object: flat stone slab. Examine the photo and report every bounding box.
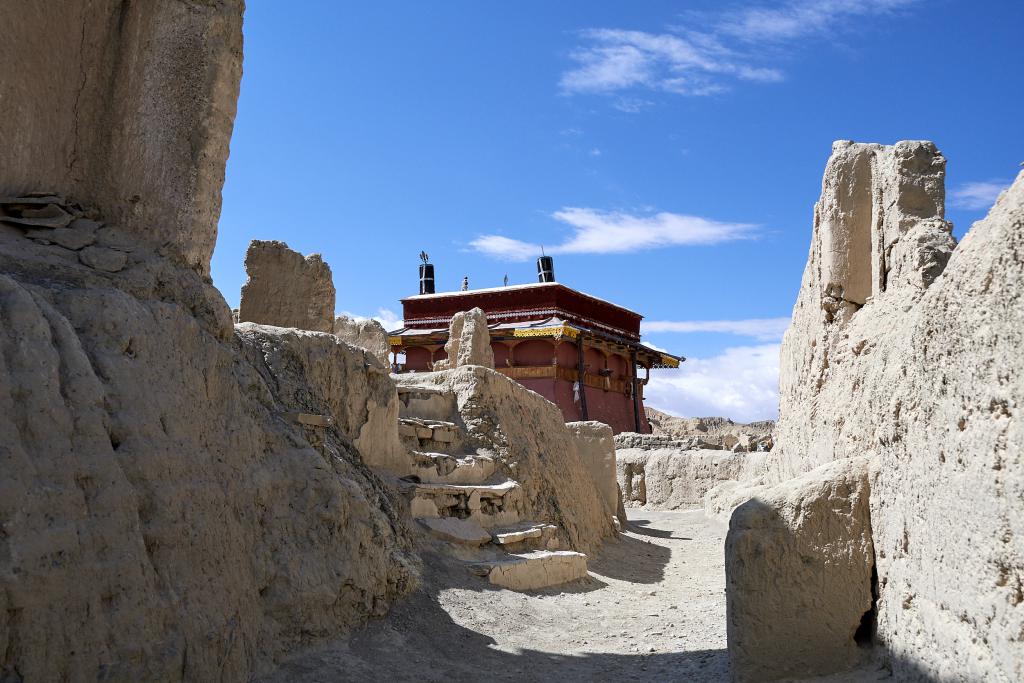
[412,480,519,498]
[471,551,588,591]
[491,523,556,545]
[416,517,492,546]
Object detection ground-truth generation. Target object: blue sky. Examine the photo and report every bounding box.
[214,0,1022,422]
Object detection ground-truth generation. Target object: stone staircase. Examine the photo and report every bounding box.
[395,384,589,591]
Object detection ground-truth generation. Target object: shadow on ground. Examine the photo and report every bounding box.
[259,513,721,682]
[585,529,672,584]
[260,561,729,683]
[627,517,694,541]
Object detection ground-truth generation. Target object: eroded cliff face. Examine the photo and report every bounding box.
[0,242,416,681]
[0,3,419,680]
[761,141,1024,680]
[0,0,243,273]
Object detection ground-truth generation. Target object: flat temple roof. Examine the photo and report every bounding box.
[401,281,643,319]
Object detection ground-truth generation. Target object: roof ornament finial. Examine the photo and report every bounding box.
[461,276,469,291]
[419,250,429,264]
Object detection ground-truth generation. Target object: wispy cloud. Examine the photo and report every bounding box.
[470,207,755,261]
[643,317,791,341]
[950,180,1011,211]
[561,0,918,101]
[645,344,780,422]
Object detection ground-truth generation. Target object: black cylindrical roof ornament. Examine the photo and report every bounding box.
[537,254,555,283]
[419,251,435,294]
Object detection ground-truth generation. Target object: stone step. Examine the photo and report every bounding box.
[411,450,497,485]
[490,522,560,552]
[468,551,589,591]
[416,517,492,546]
[406,480,522,528]
[398,417,463,454]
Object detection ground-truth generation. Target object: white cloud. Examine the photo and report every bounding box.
[561,0,918,101]
[950,180,1011,211]
[644,344,780,422]
[717,0,917,42]
[338,307,403,332]
[469,207,755,261]
[643,317,790,341]
[589,148,602,156]
[612,97,655,113]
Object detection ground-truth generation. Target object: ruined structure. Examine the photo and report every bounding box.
[0,1,243,275]
[618,447,747,509]
[333,314,391,366]
[0,5,420,680]
[431,307,495,370]
[238,240,336,332]
[646,408,774,452]
[392,366,617,556]
[722,141,1024,681]
[565,421,619,519]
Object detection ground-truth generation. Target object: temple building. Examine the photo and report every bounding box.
[388,256,683,434]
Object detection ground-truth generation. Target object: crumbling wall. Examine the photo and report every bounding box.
[740,141,1024,680]
[238,240,336,333]
[0,0,243,273]
[395,367,615,554]
[566,421,618,517]
[0,255,416,682]
[432,307,494,370]
[727,457,875,682]
[617,447,748,509]
[0,4,419,680]
[646,408,774,451]
[334,315,391,366]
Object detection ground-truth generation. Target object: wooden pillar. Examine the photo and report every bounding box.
[576,335,589,421]
[630,348,641,433]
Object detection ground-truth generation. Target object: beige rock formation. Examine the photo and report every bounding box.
[0,5,421,680]
[395,366,616,555]
[432,307,494,370]
[0,256,416,681]
[645,407,774,451]
[734,141,1024,680]
[726,457,874,682]
[333,314,391,366]
[0,0,243,274]
[566,421,618,517]
[617,447,748,509]
[238,240,336,333]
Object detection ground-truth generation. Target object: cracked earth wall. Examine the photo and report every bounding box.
[750,141,1024,680]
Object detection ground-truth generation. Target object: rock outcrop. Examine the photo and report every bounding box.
[0,246,416,681]
[731,140,1024,680]
[726,457,874,682]
[566,421,618,518]
[238,240,336,333]
[0,0,243,274]
[0,5,419,680]
[334,315,391,366]
[645,408,774,452]
[432,307,494,370]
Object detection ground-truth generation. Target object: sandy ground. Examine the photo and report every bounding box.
[260,510,891,682]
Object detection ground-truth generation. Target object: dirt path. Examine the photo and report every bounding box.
[261,510,732,682]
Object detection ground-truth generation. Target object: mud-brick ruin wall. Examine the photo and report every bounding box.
[0,0,243,274]
[762,140,1024,680]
